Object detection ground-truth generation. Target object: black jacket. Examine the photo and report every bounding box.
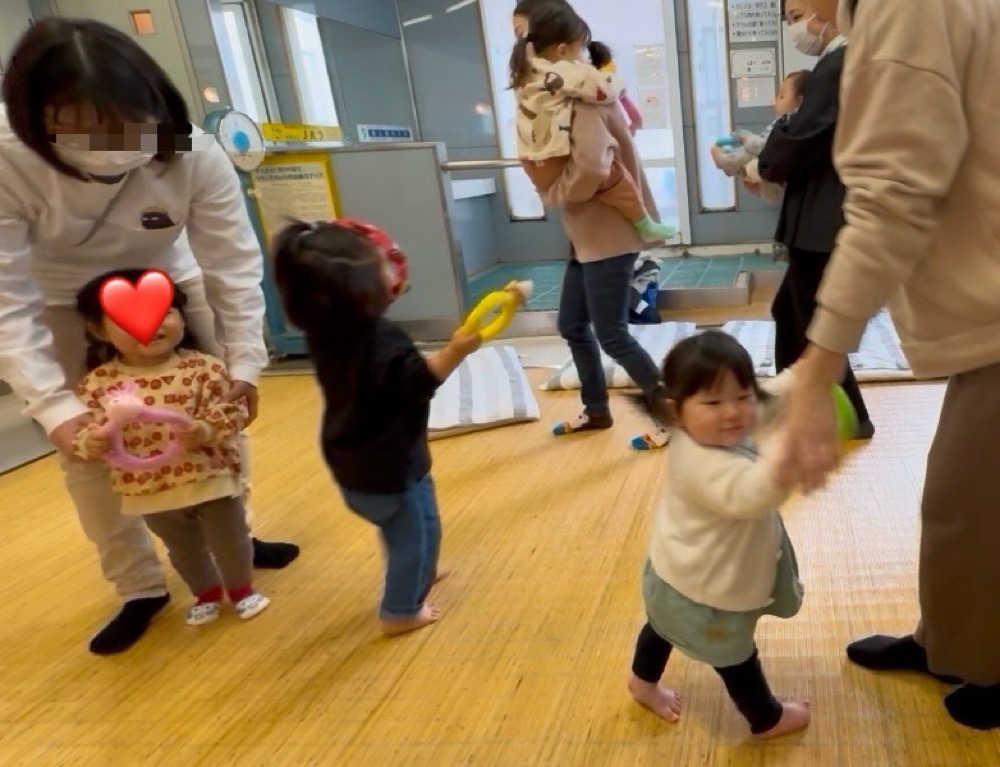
[758,45,847,254]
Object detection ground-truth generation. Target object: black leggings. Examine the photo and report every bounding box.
[771,247,871,423]
[632,622,783,734]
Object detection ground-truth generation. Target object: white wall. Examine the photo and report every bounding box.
[51,0,203,119]
[0,0,34,70]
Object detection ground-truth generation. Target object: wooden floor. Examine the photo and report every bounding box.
[1,370,998,766]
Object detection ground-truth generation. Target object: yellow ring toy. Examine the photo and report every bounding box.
[462,280,533,341]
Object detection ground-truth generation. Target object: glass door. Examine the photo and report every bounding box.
[677,0,786,244]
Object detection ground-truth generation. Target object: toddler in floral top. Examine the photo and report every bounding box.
[73,269,270,626]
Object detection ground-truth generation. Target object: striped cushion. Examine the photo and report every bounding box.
[540,323,698,391]
[428,345,541,440]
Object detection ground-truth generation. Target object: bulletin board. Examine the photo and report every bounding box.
[249,151,341,246]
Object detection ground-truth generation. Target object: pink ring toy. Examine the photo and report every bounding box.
[103,381,192,470]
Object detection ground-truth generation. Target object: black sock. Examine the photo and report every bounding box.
[89,594,170,655]
[943,684,1000,730]
[846,634,963,684]
[631,623,673,683]
[252,538,300,569]
[715,649,783,734]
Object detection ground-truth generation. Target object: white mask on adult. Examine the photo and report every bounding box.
[790,14,828,56]
[53,146,155,177]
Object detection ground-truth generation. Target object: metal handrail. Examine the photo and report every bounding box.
[441,159,522,171]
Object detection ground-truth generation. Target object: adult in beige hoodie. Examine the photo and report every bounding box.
[775,0,1000,731]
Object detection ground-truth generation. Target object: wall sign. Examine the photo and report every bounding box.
[727,0,781,43]
[730,49,776,78]
[357,125,414,143]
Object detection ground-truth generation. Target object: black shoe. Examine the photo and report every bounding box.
[944,684,1000,730]
[89,594,170,655]
[252,538,300,569]
[846,634,963,684]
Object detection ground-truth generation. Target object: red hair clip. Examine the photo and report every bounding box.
[335,217,409,299]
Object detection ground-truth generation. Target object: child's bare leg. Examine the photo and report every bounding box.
[380,603,442,636]
[629,623,683,722]
[715,648,810,738]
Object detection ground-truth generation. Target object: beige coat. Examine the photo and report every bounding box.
[521,101,658,262]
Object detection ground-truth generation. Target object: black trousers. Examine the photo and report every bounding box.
[771,247,871,424]
[632,622,783,734]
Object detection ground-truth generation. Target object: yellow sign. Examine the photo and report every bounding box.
[261,122,343,143]
[249,151,341,246]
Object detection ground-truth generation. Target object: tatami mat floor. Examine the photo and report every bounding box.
[0,374,997,766]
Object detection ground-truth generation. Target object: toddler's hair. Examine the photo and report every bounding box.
[271,220,389,338]
[631,330,771,426]
[784,70,811,100]
[588,40,613,70]
[75,268,201,370]
[508,2,590,90]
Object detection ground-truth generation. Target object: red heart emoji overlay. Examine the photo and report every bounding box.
[98,271,175,346]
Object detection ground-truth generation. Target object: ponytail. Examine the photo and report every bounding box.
[508,36,532,90]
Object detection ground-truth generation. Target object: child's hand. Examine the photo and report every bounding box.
[80,425,112,459]
[177,421,213,450]
[449,327,483,358]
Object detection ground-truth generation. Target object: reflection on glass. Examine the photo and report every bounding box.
[219,3,269,123]
[282,8,339,127]
[687,0,736,210]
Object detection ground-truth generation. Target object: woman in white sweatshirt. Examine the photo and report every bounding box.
[0,18,298,656]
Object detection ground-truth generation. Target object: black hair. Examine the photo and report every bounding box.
[1,17,192,181]
[631,330,770,427]
[513,0,569,20]
[508,3,590,90]
[588,41,613,70]
[76,269,201,370]
[784,69,811,99]
[272,220,390,340]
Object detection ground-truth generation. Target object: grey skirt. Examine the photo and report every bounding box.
[642,520,804,668]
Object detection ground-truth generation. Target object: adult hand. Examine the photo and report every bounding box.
[225,380,259,425]
[49,413,95,460]
[774,348,845,492]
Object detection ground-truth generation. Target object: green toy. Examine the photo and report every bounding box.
[833,384,859,440]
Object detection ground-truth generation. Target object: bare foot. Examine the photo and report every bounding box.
[753,699,811,740]
[628,675,682,723]
[379,603,442,636]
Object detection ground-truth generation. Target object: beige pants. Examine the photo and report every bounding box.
[913,361,1000,686]
[42,277,255,600]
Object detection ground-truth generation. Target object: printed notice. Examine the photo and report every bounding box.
[736,77,776,109]
[730,49,777,78]
[633,44,666,89]
[727,0,780,43]
[636,88,669,130]
[251,157,338,244]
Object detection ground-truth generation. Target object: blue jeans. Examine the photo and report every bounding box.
[557,254,663,414]
[341,474,440,620]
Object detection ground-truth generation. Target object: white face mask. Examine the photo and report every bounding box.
[53,146,155,177]
[790,15,827,56]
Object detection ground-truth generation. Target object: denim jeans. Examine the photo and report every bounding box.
[341,474,441,620]
[557,254,663,414]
